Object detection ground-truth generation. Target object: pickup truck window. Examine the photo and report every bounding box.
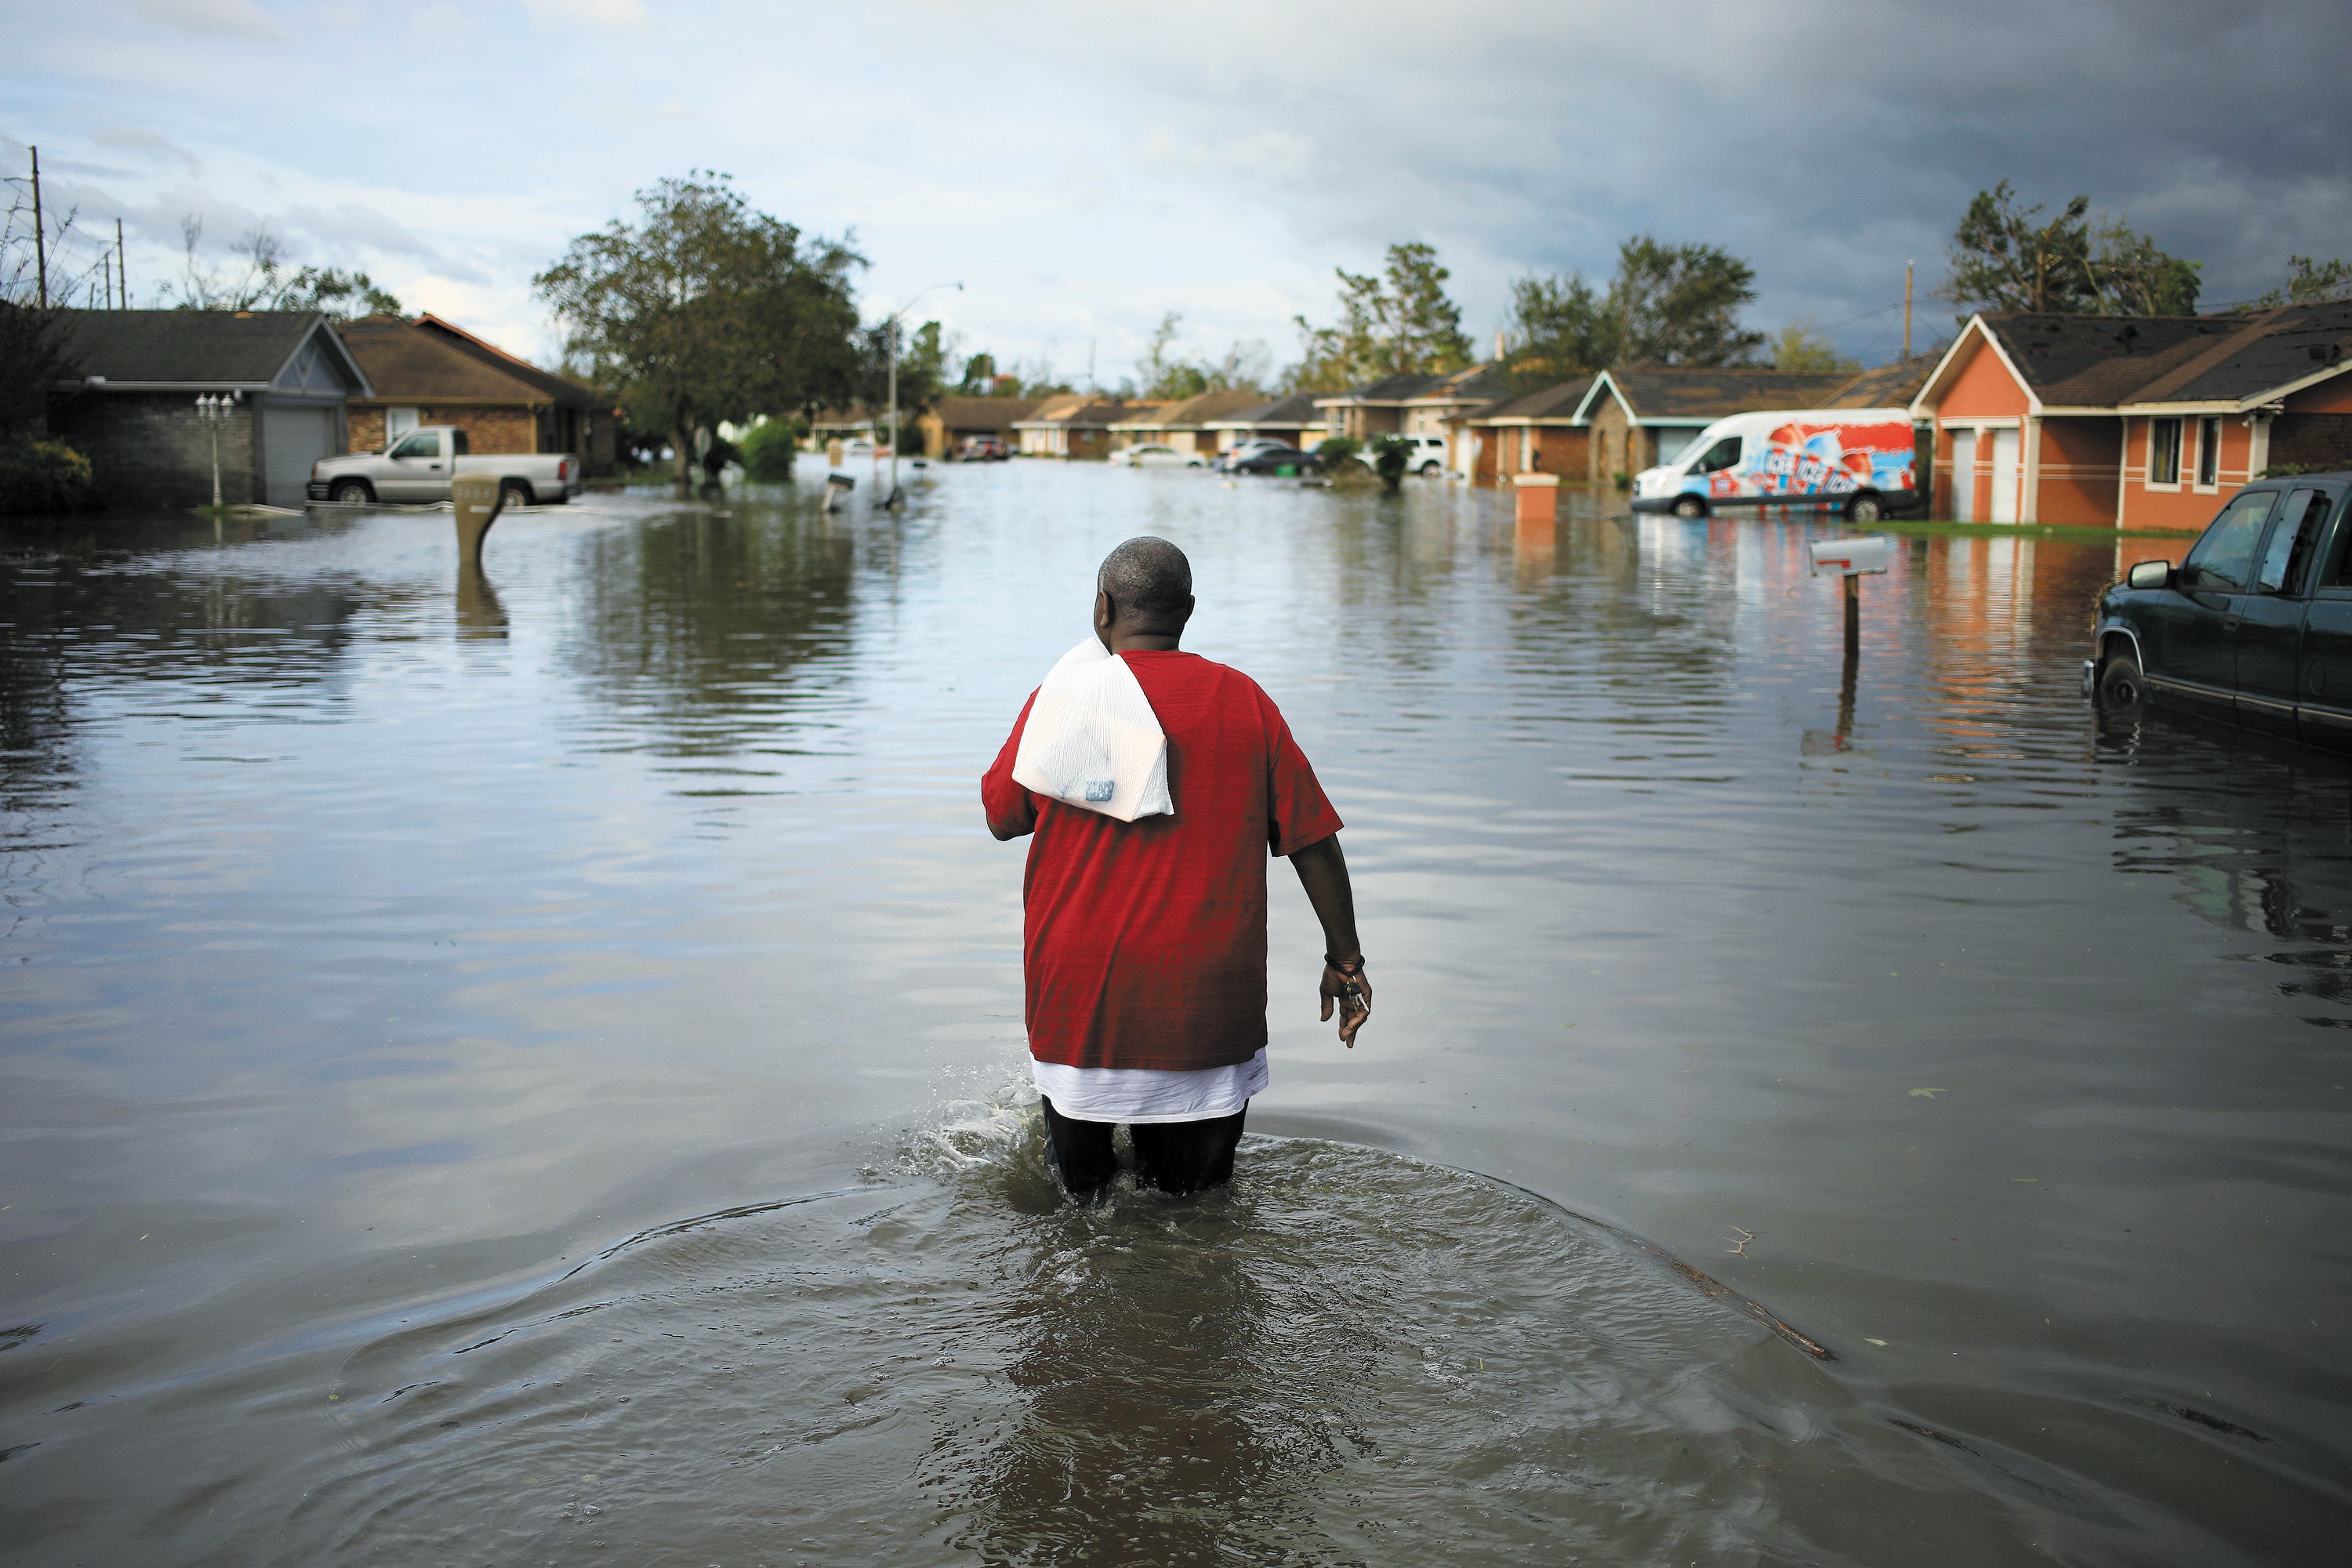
[2256,488,2325,593]
[2180,490,2277,592]
[389,433,439,460]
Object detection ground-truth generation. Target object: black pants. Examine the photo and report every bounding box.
[1039,1095,1246,1200]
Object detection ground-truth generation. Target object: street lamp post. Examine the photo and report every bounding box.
[194,393,237,509]
[883,281,962,507]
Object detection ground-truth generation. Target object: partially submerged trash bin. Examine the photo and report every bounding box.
[452,472,506,568]
[1512,471,1560,524]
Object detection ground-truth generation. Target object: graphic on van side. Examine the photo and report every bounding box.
[1709,419,1914,501]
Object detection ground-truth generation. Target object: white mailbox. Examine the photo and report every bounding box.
[1809,535,1892,577]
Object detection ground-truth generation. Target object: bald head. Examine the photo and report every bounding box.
[1094,536,1194,648]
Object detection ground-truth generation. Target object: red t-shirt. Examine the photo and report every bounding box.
[982,650,1342,1072]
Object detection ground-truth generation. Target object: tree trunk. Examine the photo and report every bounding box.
[673,427,694,495]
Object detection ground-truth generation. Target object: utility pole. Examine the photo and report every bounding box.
[118,217,127,307]
[882,280,962,507]
[1903,261,1914,361]
[31,146,46,308]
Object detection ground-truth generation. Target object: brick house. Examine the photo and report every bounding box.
[1107,390,1266,456]
[1011,396,1147,459]
[1572,368,1857,483]
[1201,391,1323,455]
[916,396,1042,457]
[1313,363,1508,469]
[1451,376,1595,486]
[1910,303,2352,529]
[336,314,614,474]
[45,310,370,507]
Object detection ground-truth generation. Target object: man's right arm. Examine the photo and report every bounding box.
[981,692,1040,841]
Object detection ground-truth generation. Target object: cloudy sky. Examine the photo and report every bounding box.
[6,0,2349,384]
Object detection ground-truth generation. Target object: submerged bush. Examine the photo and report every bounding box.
[1315,436,1361,467]
[0,437,98,514]
[739,419,802,482]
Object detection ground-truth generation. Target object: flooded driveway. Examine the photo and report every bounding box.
[2,464,2345,1564]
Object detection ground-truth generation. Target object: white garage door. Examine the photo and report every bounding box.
[261,404,336,506]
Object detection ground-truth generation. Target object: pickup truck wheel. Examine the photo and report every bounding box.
[331,479,372,505]
[1846,493,1884,524]
[499,480,533,510]
[1671,495,1706,520]
[2097,644,2146,711]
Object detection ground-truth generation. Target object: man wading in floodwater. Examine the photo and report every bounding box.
[982,536,1369,1202]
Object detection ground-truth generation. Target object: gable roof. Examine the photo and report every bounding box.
[337,315,554,405]
[50,309,370,394]
[1204,390,1323,428]
[1816,353,1941,409]
[1111,388,1269,429]
[1464,376,1596,424]
[412,314,595,408]
[1915,303,2352,416]
[1313,371,1442,407]
[1012,397,1149,430]
[927,395,1044,428]
[1403,362,1512,405]
[1576,366,1854,423]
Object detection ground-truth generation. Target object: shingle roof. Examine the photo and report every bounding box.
[1112,388,1269,428]
[1323,372,1443,404]
[1406,364,1512,404]
[1815,354,1941,409]
[52,308,345,386]
[1467,376,1596,423]
[1955,303,2352,410]
[1209,390,1323,426]
[1603,367,1855,419]
[338,316,548,404]
[928,395,1043,428]
[413,314,594,407]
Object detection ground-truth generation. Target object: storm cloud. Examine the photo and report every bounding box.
[5,0,2344,369]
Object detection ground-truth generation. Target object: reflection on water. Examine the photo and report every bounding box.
[2,468,2349,1566]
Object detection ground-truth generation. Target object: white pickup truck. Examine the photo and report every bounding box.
[307,426,581,506]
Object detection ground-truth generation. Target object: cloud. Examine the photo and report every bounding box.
[85,124,205,176]
[285,201,435,257]
[517,0,646,27]
[129,0,279,39]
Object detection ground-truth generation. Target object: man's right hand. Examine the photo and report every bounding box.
[1319,962,1371,1047]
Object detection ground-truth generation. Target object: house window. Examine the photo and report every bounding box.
[2197,416,2220,487]
[386,406,420,440]
[2149,417,2183,486]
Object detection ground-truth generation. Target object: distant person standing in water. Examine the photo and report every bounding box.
[982,536,1369,1202]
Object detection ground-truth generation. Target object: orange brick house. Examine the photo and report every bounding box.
[1909,303,2352,530]
[1452,376,1595,486]
[336,314,615,474]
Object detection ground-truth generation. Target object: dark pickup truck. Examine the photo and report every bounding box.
[2089,470,2352,748]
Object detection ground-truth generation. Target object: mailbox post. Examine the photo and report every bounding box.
[451,472,506,569]
[1808,534,1891,656]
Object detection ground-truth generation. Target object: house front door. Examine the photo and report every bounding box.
[1950,431,1976,521]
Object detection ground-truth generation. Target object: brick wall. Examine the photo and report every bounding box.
[2269,413,2352,473]
[344,404,539,456]
[45,390,259,506]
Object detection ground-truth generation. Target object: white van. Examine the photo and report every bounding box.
[1631,408,1922,522]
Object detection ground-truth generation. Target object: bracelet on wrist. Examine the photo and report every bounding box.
[1325,953,1365,973]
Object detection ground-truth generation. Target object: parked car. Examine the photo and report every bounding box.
[956,436,1011,462]
[1111,444,1206,469]
[1373,434,1450,476]
[1230,446,1326,477]
[308,426,581,506]
[1630,408,1922,522]
[1216,438,1292,471]
[2089,472,2352,749]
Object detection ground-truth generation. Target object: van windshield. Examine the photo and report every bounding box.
[1690,436,1740,474]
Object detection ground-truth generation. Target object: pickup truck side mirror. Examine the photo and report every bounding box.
[2126,560,2173,590]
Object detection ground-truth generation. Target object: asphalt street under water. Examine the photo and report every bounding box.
[1,462,2347,1564]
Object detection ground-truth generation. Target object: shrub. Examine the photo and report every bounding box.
[1612,470,1632,490]
[0,437,97,514]
[739,419,803,482]
[1367,434,1410,492]
[1315,436,1362,467]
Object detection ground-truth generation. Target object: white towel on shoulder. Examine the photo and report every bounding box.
[1011,639,1174,822]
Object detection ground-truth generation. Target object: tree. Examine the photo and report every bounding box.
[855,318,955,441]
[1500,270,1615,390]
[1610,236,1765,365]
[535,173,864,490]
[2089,219,2201,314]
[1769,320,1861,375]
[2255,255,2352,307]
[1289,241,1472,390]
[0,301,74,436]
[1139,311,1210,399]
[165,218,403,318]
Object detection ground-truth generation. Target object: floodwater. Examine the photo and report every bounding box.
[1,463,2347,1565]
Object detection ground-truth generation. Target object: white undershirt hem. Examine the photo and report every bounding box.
[1030,1047,1268,1123]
